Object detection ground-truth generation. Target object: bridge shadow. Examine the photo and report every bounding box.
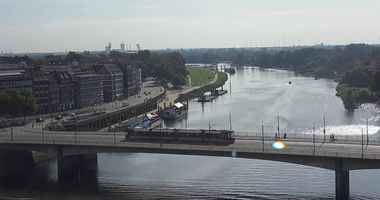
[0,160,100,193]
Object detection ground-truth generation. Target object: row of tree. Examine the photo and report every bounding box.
[0,89,37,122]
[336,49,380,110]
[33,50,188,85]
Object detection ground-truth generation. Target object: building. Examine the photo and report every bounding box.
[25,69,59,113]
[0,70,32,92]
[96,64,123,102]
[53,71,75,111]
[73,73,104,108]
[118,63,142,97]
[0,56,31,70]
[105,42,112,54]
[127,64,142,96]
[41,64,75,73]
[120,42,125,52]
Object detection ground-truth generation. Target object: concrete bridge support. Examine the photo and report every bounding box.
[0,150,34,181]
[57,149,98,184]
[335,159,349,200]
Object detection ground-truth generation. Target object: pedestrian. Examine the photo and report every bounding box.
[284,133,287,139]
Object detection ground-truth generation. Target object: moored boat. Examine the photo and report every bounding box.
[159,102,188,120]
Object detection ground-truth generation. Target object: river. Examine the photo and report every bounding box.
[1,66,379,200]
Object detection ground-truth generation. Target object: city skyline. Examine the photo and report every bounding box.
[1,0,380,53]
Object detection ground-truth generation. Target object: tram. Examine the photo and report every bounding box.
[125,128,235,144]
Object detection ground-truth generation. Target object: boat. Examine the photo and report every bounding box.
[134,113,164,129]
[224,67,236,74]
[211,89,228,96]
[198,95,217,102]
[159,102,188,120]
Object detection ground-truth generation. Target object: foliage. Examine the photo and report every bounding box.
[0,89,37,117]
[35,50,188,85]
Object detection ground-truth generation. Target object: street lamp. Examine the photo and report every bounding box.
[10,126,13,141]
[312,124,316,156]
[261,122,265,152]
[113,125,116,145]
[74,116,77,143]
[41,120,44,142]
[361,128,364,158]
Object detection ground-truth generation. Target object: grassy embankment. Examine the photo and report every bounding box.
[176,67,228,102]
[187,67,215,86]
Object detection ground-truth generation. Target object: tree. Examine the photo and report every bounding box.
[341,89,356,110]
[0,89,37,124]
[64,51,82,63]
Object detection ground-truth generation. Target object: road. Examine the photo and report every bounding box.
[0,81,164,127]
[1,125,380,160]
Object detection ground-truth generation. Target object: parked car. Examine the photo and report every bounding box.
[55,115,63,120]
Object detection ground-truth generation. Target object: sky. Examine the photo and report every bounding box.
[1,0,380,53]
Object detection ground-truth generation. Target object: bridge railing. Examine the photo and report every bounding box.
[234,132,380,145]
[0,137,379,160]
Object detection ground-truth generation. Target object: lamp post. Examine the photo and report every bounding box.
[323,114,326,144]
[74,116,77,144]
[113,125,116,145]
[366,118,369,148]
[41,120,44,142]
[312,124,315,156]
[10,126,13,141]
[261,122,265,152]
[361,128,364,158]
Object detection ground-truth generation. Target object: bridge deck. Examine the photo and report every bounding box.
[1,127,380,163]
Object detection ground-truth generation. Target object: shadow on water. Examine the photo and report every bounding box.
[0,160,104,199]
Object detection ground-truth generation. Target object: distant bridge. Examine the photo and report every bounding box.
[1,128,380,200]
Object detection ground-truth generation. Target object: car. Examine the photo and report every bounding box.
[36,117,44,123]
[70,113,77,117]
[55,115,63,120]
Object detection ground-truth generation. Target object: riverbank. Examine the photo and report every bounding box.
[176,70,227,102]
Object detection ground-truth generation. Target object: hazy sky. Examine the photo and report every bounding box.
[1,0,380,53]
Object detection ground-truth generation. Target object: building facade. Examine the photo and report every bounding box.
[73,73,104,108]
[96,64,123,102]
[32,72,59,113]
[0,70,32,92]
[126,64,142,96]
[53,71,75,111]
[118,63,142,97]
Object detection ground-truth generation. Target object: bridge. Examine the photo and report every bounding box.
[1,128,380,200]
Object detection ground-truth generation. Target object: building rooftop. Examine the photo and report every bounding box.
[0,70,24,76]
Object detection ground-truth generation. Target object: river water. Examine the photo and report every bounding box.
[1,67,380,200]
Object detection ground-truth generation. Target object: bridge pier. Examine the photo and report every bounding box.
[57,149,98,184]
[0,150,34,181]
[335,159,349,200]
